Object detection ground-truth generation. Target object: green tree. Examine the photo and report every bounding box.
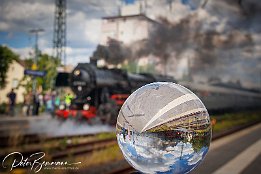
[36,54,61,91]
[23,58,34,69]
[0,45,19,89]
[20,54,61,92]
[19,58,34,93]
[121,61,138,73]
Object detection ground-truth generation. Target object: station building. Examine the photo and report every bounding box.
[0,60,26,104]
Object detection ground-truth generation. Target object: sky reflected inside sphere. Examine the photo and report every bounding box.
[116,82,211,174]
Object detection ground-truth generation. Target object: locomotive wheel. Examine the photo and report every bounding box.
[97,99,119,125]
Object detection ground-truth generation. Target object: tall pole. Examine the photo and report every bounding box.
[53,0,67,66]
[259,71,261,92]
[29,28,44,93]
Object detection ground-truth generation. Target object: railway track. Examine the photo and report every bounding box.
[104,121,261,174]
[0,133,116,160]
[106,165,136,174]
[0,134,117,174]
[51,138,117,159]
[1,118,259,174]
[0,133,99,147]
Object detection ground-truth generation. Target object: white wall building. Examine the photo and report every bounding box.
[100,0,154,45]
[100,12,165,73]
[100,14,157,46]
[99,0,169,74]
[0,60,26,103]
[100,14,164,74]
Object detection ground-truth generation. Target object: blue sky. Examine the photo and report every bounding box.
[0,0,260,88]
[0,0,199,64]
[0,32,32,48]
[0,0,120,64]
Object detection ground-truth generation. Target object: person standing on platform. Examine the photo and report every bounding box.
[46,91,55,116]
[7,89,16,116]
[24,91,33,116]
[54,91,60,109]
[65,93,73,109]
[33,92,40,116]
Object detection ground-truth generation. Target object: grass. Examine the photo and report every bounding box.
[211,110,261,133]
[1,133,115,156]
[96,132,116,140]
[73,144,124,169]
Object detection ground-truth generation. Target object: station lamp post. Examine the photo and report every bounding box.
[29,28,44,93]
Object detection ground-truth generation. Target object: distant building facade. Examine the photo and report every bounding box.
[0,60,26,103]
[100,14,155,46]
[99,0,195,77]
[100,10,165,73]
[100,0,150,46]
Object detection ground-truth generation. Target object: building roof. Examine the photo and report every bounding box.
[102,14,159,24]
[16,59,26,67]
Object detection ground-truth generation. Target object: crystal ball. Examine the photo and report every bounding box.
[116,82,211,174]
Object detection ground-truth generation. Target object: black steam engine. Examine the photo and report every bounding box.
[55,63,176,124]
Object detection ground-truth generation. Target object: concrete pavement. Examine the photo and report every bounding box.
[191,123,261,174]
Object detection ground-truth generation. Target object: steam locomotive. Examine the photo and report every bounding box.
[55,63,176,124]
[55,63,261,124]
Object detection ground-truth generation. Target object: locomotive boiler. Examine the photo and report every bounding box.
[55,63,176,124]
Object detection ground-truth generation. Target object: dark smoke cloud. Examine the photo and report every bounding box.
[93,0,260,88]
[152,1,259,88]
[136,15,197,74]
[92,39,132,65]
[138,13,254,73]
[237,0,261,17]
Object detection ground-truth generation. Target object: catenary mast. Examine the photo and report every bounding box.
[53,0,67,65]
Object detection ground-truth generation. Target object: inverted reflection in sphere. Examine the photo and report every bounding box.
[116,82,211,174]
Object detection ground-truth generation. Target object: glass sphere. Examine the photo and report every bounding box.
[116,82,211,174]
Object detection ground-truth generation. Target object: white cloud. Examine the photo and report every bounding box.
[64,47,94,65]
[188,151,204,166]
[0,0,119,65]
[0,1,54,32]
[0,21,9,30]
[11,47,33,59]
[11,46,93,66]
[38,37,49,49]
[41,46,93,65]
[147,0,192,23]
[67,12,101,46]
[1,0,261,89]
[4,2,53,21]
[84,19,102,44]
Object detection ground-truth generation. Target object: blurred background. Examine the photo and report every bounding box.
[0,0,260,174]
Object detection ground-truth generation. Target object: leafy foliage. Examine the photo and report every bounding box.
[37,54,61,91]
[20,54,61,92]
[0,45,19,89]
